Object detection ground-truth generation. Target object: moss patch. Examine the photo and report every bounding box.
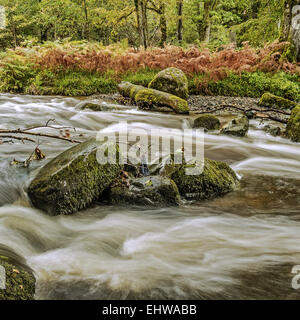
[135,88,189,114]
[259,92,299,109]
[0,257,35,300]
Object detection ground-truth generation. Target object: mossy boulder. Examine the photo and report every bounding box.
[149,67,189,100]
[259,93,299,110]
[117,81,146,100]
[0,253,35,300]
[117,81,189,114]
[286,106,300,142]
[193,115,221,130]
[107,176,181,206]
[171,159,238,200]
[135,88,189,114]
[220,115,249,137]
[28,139,123,215]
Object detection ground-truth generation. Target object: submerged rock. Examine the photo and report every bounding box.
[286,106,300,142]
[221,115,249,137]
[259,92,299,110]
[28,139,123,215]
[171,159,238,200]
[106,175,181,206]
[148,67,189,100]
[80,102,103,111]
[193,115,221,130]
[263,124,281,137]
[0,247,35,300]
[135,88,189,114]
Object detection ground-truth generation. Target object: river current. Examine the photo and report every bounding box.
[0,94,299,299]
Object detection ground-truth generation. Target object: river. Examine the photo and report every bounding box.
[0,94,299,299]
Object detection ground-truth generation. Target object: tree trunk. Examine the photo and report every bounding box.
[197,0,218,43]
[82,0,89,40]
[135,0,148,49]
[159,2,167,47]
[280,0,300,62]
[177,0,183,43]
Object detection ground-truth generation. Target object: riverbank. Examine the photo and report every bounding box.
[0,42,299,101]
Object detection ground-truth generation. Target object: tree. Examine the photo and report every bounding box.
[177,0,183,42]
[279,0,300,61]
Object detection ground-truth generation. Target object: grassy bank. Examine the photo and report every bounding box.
[0,41,299,100]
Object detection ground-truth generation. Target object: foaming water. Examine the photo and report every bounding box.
[0,93,299,299]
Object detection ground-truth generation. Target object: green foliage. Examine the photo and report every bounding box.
[190,71,300,101]
[122,69,158,87]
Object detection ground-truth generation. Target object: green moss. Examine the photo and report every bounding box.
[0,257,35,300]
[193,115,221,130]
[259,92,299,109]
[28,139,123,215]
[286,106,300,142]
[135,88,189,114]
[122,69,157,87]
[171,158,238,200]
[149,67,189,100]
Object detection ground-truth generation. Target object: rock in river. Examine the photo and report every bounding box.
[220,115,249,137]
[28,139,123,215]
[106,175,181,207]
[193,115,221,130]
[0,246,35,300]
[148,67,189,100]
[171,159,238,200]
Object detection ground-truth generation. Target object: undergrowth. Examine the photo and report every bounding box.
[0,41,299,99]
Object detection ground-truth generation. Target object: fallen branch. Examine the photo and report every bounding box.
[0,135,36,143]
[0,129,81,143]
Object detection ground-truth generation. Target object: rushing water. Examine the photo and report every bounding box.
[0,93,299,300]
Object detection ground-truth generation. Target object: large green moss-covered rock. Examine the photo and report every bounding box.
[220,115,249,137]
[135,88,189,114]
[286,106,300,142]
[0,253,35,300]
[149,67,189,100]
[259,92,299,110]
[171,159,238,200]
[28,139,123,215]
[107,176,181,207]
[193,115,221,130]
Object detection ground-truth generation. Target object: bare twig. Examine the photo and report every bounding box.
[0,129,81,143]
[0,135,36,143]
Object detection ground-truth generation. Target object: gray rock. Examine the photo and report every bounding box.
[221,115,249,137]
